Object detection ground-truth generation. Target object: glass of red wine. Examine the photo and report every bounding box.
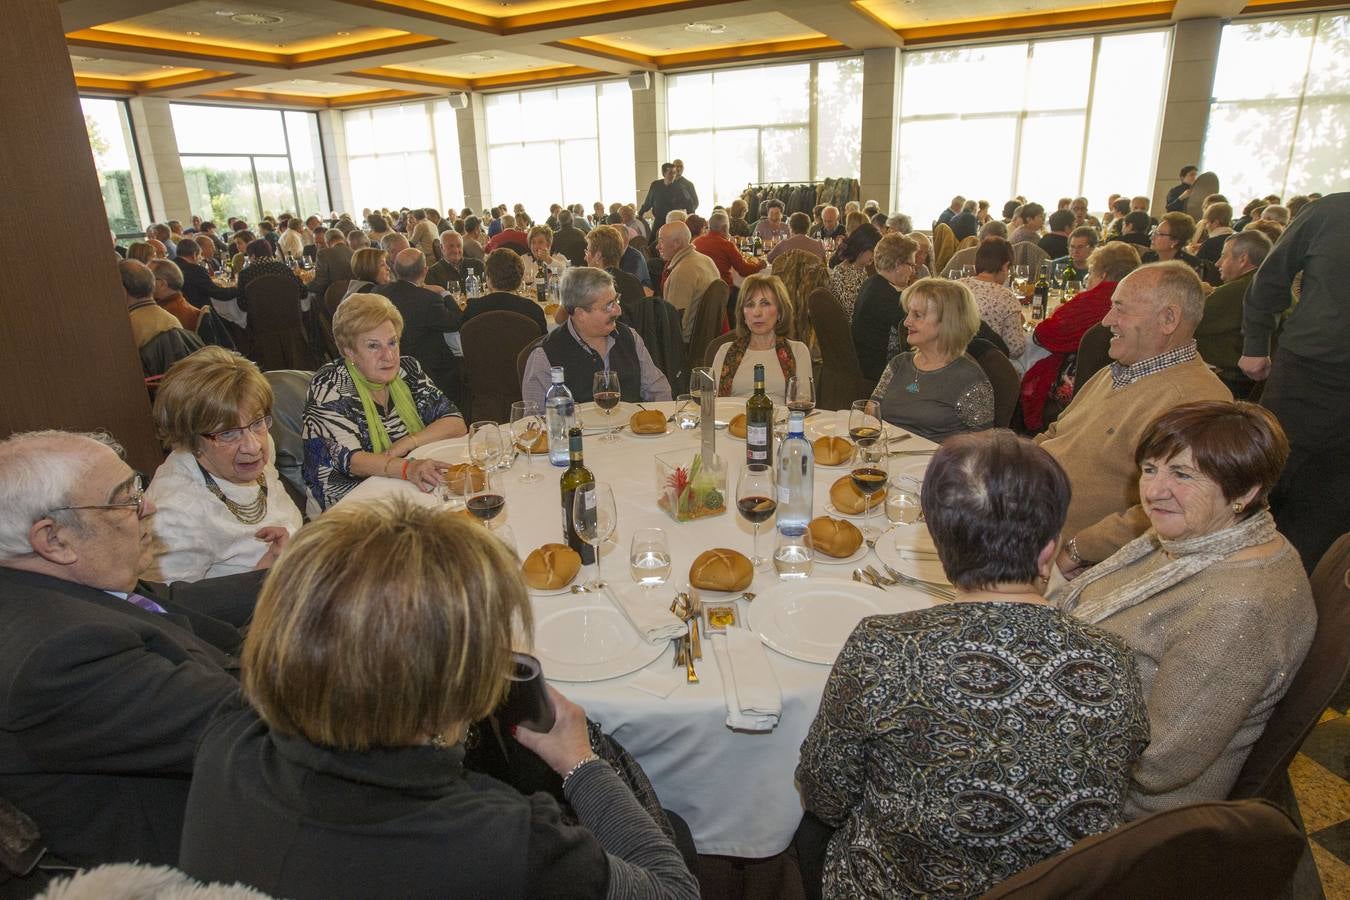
[850,445,888,539]
[466,423,506,529]
[736,462,777,570]
[849,399,882,451]
[592,369,623,444]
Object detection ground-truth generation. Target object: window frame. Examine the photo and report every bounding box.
[80,96,154,239]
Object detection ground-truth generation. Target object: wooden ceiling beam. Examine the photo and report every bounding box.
[775,0,902,49]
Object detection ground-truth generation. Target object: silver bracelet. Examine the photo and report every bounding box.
[1066,536,1084,566]
[561,754,602,790]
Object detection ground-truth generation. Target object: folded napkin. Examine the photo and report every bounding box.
[894,524,937,555]
[711,628,781,732]
[606,586,687,644]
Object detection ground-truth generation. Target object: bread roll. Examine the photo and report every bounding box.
[728,412,747,438]
[630,409,667,434]
[689,548,753,592]
[523,430,548,453]
[830,475,886,515]
[522,543,581,590]
[813,435,854,466]
[809,516,863,558]
[444,463,486,494]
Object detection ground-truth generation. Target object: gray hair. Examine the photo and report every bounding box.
[0,431,123,559]
[708,211,730,234]
[392,248,428,282]
[1227,230,1272,269]
[1069,225,1099,247]
[962,200,978,213]
[1260,205,1290,225]
[118,259,155,299]
[149,258,184,291]
[665,210,688,224]
[887,213,912,233]
[660,222,692,249]
[348,232,370,250]
[843,201,861,214]
[380,232,409,254]
[560,266,616,313]
[977,220,1008,240]
[1137,260,1205,325]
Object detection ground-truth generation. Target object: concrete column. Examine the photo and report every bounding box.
[860,47,902,215]
[126,96,191,224]
[315,109,352,216]
[1152,18,1223,213]
[631,72,667,210]
[458,94,492,212]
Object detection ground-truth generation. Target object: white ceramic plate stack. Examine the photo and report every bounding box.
[532,601,666,682]
[748,579,932,664]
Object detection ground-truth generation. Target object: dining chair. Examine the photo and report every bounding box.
[973,345,1021,428]
[461,311,543,423]
[244,274,314,372]
[807,287,875,411]
[1073,323,1113,394]
[702,332,736,369]
[316,280,349,361]
[978,799,1305,900]
[773,249,829,348]
[262,369,316,515]
[685,279,729,374]
[516,334,547,392]
[931,223,957,274]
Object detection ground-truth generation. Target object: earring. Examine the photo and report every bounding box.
[1232,501,1244,514]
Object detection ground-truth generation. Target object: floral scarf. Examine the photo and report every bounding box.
[718,334,796,396]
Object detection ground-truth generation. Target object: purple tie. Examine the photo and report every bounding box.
[126,592,168,615]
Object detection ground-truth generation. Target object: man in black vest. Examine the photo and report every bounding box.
[520,267,672,410]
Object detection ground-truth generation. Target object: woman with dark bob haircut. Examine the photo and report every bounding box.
[797,430,1148,899]
[1057,400,1314,818]
[180,499,698,899]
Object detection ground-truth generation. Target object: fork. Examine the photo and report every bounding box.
[880,563,957,601]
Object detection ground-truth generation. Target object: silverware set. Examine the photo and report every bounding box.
[852,564,956,602]
[670,592,700,683]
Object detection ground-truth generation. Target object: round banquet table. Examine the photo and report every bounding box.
[337,401,939,857]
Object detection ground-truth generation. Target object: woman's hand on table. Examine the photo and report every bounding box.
[513,685,594,777]
[403,458,450,493]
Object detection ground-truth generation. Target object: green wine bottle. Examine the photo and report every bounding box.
[560,426,596,565]
[745,363,773,466]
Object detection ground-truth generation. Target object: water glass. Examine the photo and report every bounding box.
[773,527,813,580]
[886,484,922,527]
[674,393,699,430]
[629,527,671,588]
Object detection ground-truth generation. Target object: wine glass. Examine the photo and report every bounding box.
[849,399,882,451]
[736,463,777,570]
[958,265,975,280]
[572,482,616,590]
[463,460,505,529]
[629,527,671,588]
[1011,264,1030,296]
[468,421,505,474]
[850,445,888,539]
[592,370,622,443]
[510,401,543,483]
[785,375,815,419]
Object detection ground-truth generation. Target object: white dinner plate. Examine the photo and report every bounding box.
[532,602,666,682]
[890,457,931,489]
[528,580,578,597]
[749,579,932,665]
[824,500,885,522]
[811,542,869,565]
[577,402,639,430]
[874,524,951,587]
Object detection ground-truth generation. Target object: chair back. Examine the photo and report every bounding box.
[245,274,314,371]
[263,369,315,512]
[316,280,349,361]
[1229,532,1350,803]
[629,235,649,256]
[703,332,736,369]
[1073,324,1113,394]
[807,287,874,411]
[461,311,544,422]
[516,334,547,390]
[979,799,1304,900]
[1011,240,1050,273]
[974,346,1021,428]
[956,234,979,251]
[931,223,957,274]
[773,249,829,347]
[685,279,729,373]
[647,256,665,286]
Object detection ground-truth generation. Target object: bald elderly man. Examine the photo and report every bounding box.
[656,221,720,341]
[372,248,463,405]
[425,230,484,293]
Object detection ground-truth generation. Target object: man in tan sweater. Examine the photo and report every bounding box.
[1037,262,1231,571]
[657,222,721,341]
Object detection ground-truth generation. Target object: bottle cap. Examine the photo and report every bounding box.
[787,409,805,433]
[550,366,565,383]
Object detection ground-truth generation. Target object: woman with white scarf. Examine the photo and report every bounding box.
[1056,400,1314,817]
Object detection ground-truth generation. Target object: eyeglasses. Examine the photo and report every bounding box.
[202,414,273,445]
[50,472,147,519]
[1153,231,1175,240]
[587,299,621,313]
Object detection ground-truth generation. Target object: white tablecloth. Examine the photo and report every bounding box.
[338,403,937,857]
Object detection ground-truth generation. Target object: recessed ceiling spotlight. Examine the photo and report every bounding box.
[72,55,96,62]
[186,31,201,36]
[160,64,176,69]
[214,10,237,15]
[231,12,284,25]
[615,35,630,40]
[462,53,497,61]
[685,22,727,34]
[336,31,350,36]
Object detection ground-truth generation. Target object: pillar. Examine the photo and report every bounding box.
[1152,18,1223,213]
[631,72,667,210]
[860,47,902,214]
[127,96,192,224]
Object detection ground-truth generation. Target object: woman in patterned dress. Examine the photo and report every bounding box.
[797,430,1148,899]
[302,293,466,509]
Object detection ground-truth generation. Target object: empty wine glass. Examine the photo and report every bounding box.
[468,421,505,473]
[510,401,543,483]
[848,399,882,451]
[572,482,616,590]
[736,463,777,570]
[629,527,671,588]
[592,370,622,443]
[785,375,815,419]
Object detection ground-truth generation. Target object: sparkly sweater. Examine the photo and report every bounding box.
[1071,537,1314,818]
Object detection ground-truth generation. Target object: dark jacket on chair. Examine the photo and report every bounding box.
[374,280,463,404]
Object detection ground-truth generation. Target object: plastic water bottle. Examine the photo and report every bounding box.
[775,410,814,534]
[544,367,576,467]
[465,271,481,299]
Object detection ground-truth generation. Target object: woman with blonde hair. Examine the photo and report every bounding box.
[870,278,994,442]
[143,347,302,581]
[709,273,812,398]
[180,499,698,899]
[302,293,466,509]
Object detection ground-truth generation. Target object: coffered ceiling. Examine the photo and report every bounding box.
[60,0,1330,108]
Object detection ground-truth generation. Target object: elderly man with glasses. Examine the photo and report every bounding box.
[521,267,671,409]
[0,430,266,881]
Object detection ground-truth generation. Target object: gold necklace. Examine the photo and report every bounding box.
[197,463,268,525]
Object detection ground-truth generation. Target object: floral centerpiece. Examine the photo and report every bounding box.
[656,449,726,522]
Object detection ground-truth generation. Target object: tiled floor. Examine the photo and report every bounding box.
[1291,680,1350,898]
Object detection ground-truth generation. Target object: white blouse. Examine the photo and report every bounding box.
[143,441,303,583]
[710,341,814,399]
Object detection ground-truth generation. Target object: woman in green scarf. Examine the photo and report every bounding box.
[303,293,467,509]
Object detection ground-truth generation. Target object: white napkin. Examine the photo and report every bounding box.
[606,586,686,644]
[894,524,937,555]
[711,628,781,732]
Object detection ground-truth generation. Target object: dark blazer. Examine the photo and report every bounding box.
[373,281,462,404]
[178,258,237,309]
[425,256,484,292]
[308,244,353,300]
[462,291,547,333]
[1039,233,1070,260]
[0,566,262,867]
[551,226,588,268]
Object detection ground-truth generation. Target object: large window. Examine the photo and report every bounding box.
[896,31,1170,222]
[81,97,151,236]
[483,81,633,219]
[666,58,862,212]
[172,104,330,223]
[343,99,465,214]
[1201,12,1350,202]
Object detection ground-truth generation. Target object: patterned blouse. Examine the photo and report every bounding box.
[829,261,869,320]
[302,357,457,509]
[871,352,995,443]
[958,277,1027,360]
[798,603,1148,899]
